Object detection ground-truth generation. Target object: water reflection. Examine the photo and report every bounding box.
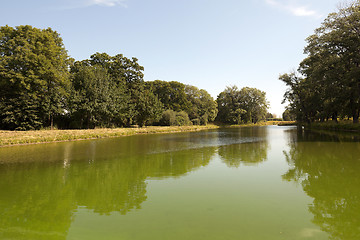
[0,128,270,239]
[218,141,268,167]
[218,127,268,167]
[283,129,360,240]
[0,145,216,239]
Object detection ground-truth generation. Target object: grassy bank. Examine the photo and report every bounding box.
[0,125,220,147]
[0,121,299,147]
[303,121,360,132]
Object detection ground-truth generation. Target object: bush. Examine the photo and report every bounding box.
[160,110,176,126]
[175,111,192,126]
[200,113,208,125]
[191,118,200,125]
[160,110,192,126]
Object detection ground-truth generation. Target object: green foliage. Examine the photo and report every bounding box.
[239,87,268,123]
[69,63,128,128]
[0,25,273,130]
[160,110,176,126]
[184,85,218,125]
[191,118,201,125]
[266,113,273,119]
[88,52,146,126]
[281,1,360,123]
[160,110,191,126]
[135,89,163,127]
[0,25,70,130]
[216,86,244,124]
[68,52,158,128]
[145,80,190,112]
[282,108,296,121]
[174,111,192,126]
[145,81,217,125]
[216,86,268,124]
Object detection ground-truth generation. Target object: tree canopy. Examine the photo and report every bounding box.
[216,86,268,124]
[0,25,70,130]
[145,80,217,125]
[0,25,271,130]
[281,1,360,123]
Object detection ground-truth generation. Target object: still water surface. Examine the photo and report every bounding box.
[0,126,360,239]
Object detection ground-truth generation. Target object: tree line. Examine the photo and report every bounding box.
[280,1,360,124]
[0,25,269,130]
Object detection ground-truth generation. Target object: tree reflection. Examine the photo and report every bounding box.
[283,130,360,240]
[0,144,216,239]
[217,126,269,168]
[218,141,268,167]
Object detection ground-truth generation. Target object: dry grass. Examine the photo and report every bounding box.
[0,125,220,147]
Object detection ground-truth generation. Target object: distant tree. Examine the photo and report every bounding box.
[0,25,70,130]
[69,63,128,128]
[216,86,245,124]
[266,113,273,119]
[282,107,296,121]
[239,87,268,123]
[69,52,159,128]
[216,86,268,124]
[184,85,218,125]
[89,52,146,126]
[135,89,163,127]
[145,80,190,112]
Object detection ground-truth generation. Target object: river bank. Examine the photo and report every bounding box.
[302,121,360,132]
[0,121,298,147]
[0,125,220,147]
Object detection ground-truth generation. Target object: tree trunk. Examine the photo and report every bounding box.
[87,114,91,129]
[50,114,54,130]
[332,112,338,123]
[353,109,359,124]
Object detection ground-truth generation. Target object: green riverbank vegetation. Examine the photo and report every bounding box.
[280,1,360,125]
[303,120,360,132]
[0,25,270,131]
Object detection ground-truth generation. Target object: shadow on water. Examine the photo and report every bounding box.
[0,128,270,239]
[286,126,360,143]
[283,128,360,240]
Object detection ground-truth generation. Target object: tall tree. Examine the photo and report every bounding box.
[0,25,70,130]
[69,62,129,128]
[90,53,147,126]
[135,89,163,127]
[216,86,246,124]
[184,85,218,124]
[281,1,360,123]
[145,80,190,112]
[239,87,268,123]
[216,86,268,124]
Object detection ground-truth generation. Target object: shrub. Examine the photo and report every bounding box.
[160,110,192,126]
[160,110,176,126]
[200,113,208,125]
[191,118,200,125]
[175,111,192,126]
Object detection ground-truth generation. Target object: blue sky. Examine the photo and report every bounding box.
[1,0,341,116]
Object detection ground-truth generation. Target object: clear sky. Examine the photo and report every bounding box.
[1,0,342,116]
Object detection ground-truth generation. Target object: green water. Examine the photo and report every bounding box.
[0,126,359,240]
